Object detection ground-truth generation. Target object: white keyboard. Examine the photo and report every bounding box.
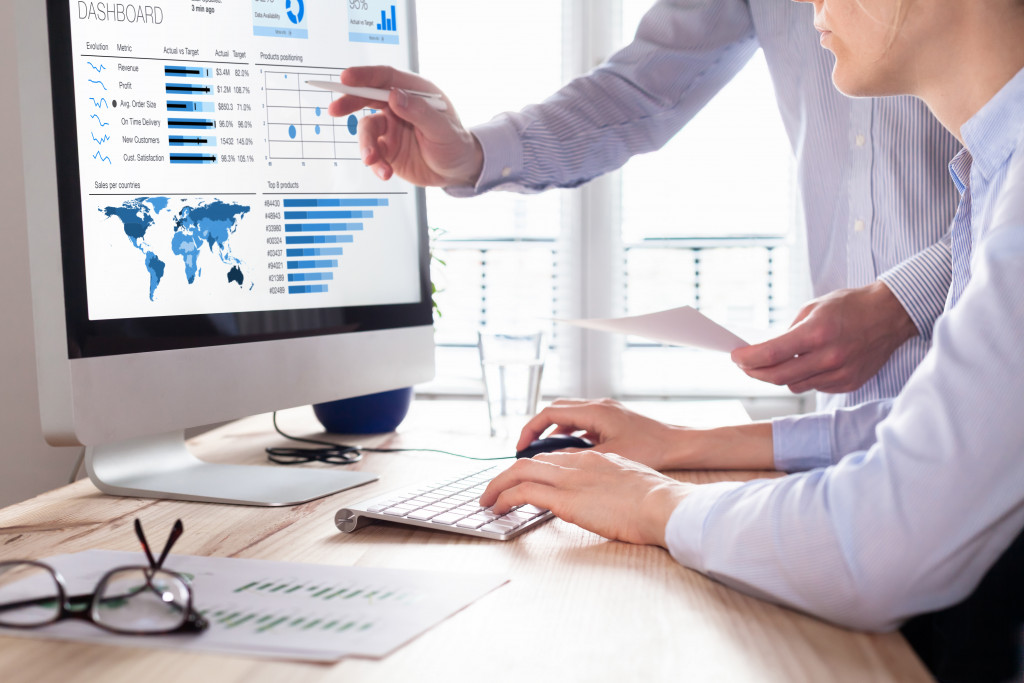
[335,465,553,540]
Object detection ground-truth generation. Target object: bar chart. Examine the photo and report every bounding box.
[281,197,391,295]
[377,4,397,31]
[206,604,374,636]
[348,0,402,45]
[232,575,414,604]
[165,64,217,165]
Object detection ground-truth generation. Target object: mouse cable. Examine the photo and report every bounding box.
[265,411,514,466]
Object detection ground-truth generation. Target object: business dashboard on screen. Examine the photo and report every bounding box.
[63,0,422,326]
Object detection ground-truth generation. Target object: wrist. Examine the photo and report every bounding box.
[451,133,484,187]
[869,280,918,344]
[643,481,694,548]
[662,425,713,469]
[678,423,775,471]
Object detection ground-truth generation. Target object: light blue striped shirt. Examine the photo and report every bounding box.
[455,0,960,413]
[668,67,1024,631]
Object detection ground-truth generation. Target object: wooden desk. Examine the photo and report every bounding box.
[0,400,932,682]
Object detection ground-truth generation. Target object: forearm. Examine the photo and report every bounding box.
[862,280,920,348]
[455,0,757,196]
[877,238,952,341]
[659,422,775,471]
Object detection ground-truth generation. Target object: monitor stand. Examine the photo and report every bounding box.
[84,431,377,506]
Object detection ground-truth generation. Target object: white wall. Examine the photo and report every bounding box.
[0,4,83,507]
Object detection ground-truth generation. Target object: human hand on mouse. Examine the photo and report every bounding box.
[327,65,483,187]
[480,450,695,547]
[516,398,693,471]
[517,398,776,472]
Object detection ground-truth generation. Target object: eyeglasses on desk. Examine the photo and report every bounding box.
[0,519,207,635]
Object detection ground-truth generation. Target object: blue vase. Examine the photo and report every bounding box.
[312,387,414,434]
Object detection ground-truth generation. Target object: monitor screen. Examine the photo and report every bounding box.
[52,0,431,357]
[16,0,435,505]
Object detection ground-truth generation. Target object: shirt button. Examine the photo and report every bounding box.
[501,167,512,178]
[855,134,866,147]
[854,219,865,232]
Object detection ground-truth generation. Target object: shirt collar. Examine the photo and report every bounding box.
[948,148,972,195]
[960,66,1024,182]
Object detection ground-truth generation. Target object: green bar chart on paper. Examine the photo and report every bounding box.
[231,577,413,604]
[28,550,508,663]
[196,575,420,637]
[203,603,375,635]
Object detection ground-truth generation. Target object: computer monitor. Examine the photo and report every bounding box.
[14,0,435,505]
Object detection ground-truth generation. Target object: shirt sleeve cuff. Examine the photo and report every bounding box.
[877,241,952,341]
[443,117,524,198]
[665,481,746,572]
[771,412,833,472]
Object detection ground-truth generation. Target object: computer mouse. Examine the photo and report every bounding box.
[515,434,595,459]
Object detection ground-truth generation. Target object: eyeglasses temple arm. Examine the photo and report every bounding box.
[154,519,184,570]
[133,519,159,569]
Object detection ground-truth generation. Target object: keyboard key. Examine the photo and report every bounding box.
[480,519,519,534]
[503,510,538,525]
[430,512,463,526]
[456,515,490,529]
[382,504,417,516]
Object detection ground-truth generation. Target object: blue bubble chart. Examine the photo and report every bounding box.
[288,125,297,139]
[347,115,358,136]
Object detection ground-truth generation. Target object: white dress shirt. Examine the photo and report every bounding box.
[453,0,961,412]
[666,67,1024,632]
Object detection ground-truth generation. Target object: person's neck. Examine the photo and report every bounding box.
[914,11,1024,146]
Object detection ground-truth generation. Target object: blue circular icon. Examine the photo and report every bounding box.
[315,106,321,117]
[288,125,297,139]
[315,125,321,135]
[347,115,359,136]
[286,0,304,24]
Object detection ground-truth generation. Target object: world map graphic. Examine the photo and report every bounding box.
[100,197,252,301]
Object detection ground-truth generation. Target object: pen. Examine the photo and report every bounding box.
[305,80,448,112]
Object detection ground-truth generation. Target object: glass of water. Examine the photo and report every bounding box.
[477,329,545,438]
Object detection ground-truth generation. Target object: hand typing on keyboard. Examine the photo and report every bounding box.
[335,465,554,540]
[479,451,695,547]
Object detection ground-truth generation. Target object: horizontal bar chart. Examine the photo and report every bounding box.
[167,100,215,112]
[169,135,217,146]
[284,211,374,220]
[287,259,339,270]
[169,154,217,164]
[168,118,216,129]
[283,198,390,208]
[277,196,390,295]
[165,65,212,78]
[284,234,354,244]
[288,272,334,282]
[286,247,346,257]
[288,284,329,294]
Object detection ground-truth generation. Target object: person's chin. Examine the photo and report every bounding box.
[830,67,886,99]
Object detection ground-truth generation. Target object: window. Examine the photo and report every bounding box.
[418,1,808,413]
